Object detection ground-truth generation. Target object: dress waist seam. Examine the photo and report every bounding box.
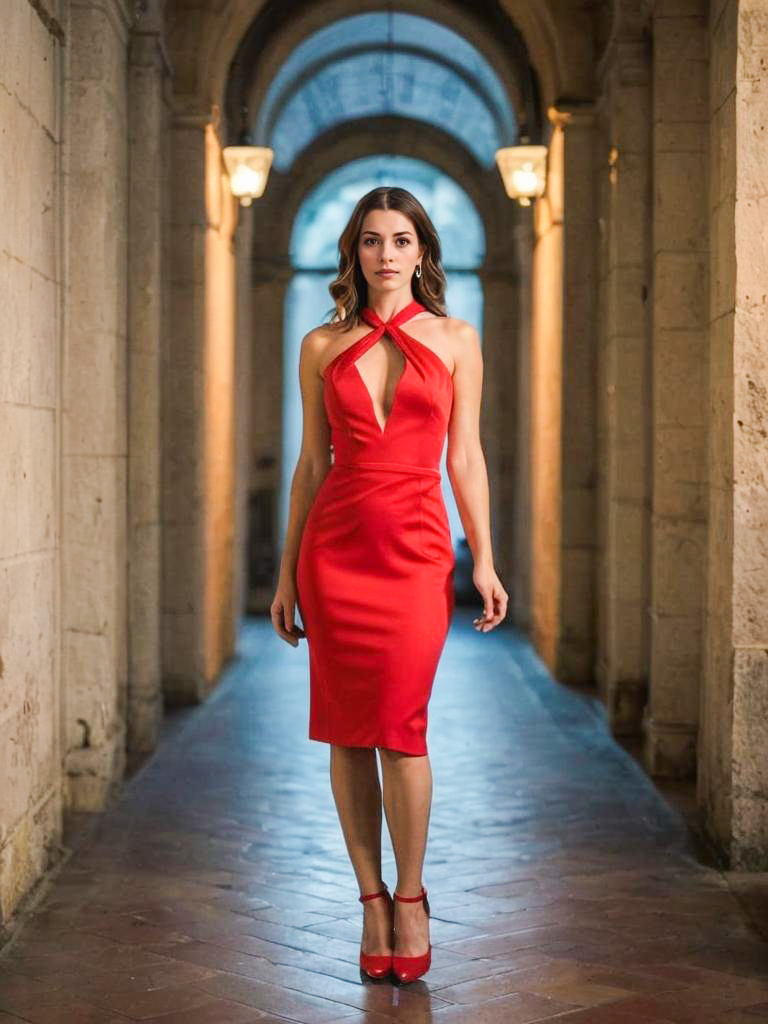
[332,460,440,478]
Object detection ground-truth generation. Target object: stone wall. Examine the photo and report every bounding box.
[127,4,171,752]
[593,10,653,733]
[699,0,768,869]
[0,0,64,926]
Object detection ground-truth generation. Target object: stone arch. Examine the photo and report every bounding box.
[165,0,592,122]
[226,1,533,147]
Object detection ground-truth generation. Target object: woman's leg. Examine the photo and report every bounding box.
[379,749,432,957]
[329,744,393,955]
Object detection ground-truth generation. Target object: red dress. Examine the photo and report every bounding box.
[295,299,455,756]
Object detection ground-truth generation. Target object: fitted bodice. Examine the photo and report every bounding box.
[321,299,454,472]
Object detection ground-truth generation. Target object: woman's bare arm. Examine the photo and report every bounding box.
[272,328,333,645]
[445,321,508,631]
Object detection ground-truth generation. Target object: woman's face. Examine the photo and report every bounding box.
[357,208,424,298]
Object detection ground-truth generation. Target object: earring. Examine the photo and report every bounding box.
[415,264,422,279]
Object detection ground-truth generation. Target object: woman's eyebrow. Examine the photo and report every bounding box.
[361,229,413,236]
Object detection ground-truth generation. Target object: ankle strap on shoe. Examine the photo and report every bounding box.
[359,885,389,903]
[393,886,426,902]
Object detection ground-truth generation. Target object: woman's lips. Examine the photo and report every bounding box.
[377,270,398,276]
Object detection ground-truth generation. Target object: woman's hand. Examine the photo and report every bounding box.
[472,562,508,632]
[271,579,307,647]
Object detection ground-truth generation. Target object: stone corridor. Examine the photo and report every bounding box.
[0,610,767,1023]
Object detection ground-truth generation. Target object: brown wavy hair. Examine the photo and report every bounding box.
[325,187,447,331]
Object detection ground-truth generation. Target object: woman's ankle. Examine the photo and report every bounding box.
[394,884,424,900]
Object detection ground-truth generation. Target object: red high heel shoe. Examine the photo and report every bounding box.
[392,885,431,983]
[358,885,394,979]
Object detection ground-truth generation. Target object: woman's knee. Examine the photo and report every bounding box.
[331,743,376,759]
[378,747,425,763]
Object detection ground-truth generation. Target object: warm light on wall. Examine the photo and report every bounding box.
[204,121,239,684]
[608,145,619,186]
[495,144,548,205]
[529,121,565,671]
[222,145,273,205]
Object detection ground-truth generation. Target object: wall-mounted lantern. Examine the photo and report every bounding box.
[494,144,548,206]
[222,105,273,207]
[222,134,273,206]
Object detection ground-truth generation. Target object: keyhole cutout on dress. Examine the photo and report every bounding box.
[353,335,406,434]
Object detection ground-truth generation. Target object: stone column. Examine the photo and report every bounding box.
[557,103,599,684]
[233,204,254,632]
[162,109,239,696]
[249,255,291,614]
[202,122,238,683]
[479,254,522,606]
[529,106,599,680]
[126,2,171,752]
[700,0,768,869]
[162,110,207,701]
[644,0,708,779]
[530,120,564,669]
[512,214,534,631]
[594,29,653,733]
[62,0,133,807]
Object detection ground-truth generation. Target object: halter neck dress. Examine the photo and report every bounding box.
[295,299,455,755]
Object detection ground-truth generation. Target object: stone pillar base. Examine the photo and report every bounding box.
[557,639,594,685]
[127,690,164,753]
[643,710,697,779]
[163,671,208,706]
[607,677,648,736]
[63,727,127,811]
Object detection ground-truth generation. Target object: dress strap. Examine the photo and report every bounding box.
[322,299,432,382]
[347,299,427,366]
[360,299,427,331]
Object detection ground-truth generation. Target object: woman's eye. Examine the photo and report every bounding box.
[362,238,410,246]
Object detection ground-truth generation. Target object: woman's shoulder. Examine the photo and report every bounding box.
[414,313,480,352]
[301,320,359,378]
[303,320,342,339]
[416,311,476,333]
[301,320,347,351]
[444,319,481,373]
[446,315,477,336]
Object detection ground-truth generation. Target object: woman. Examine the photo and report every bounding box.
[271,186,507,984]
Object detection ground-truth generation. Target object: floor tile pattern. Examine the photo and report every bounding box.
[1,610,766,1022]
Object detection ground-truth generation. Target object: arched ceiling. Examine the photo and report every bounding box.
[253,12,518,171]
[164,0,598,127]
[218,0,551,157]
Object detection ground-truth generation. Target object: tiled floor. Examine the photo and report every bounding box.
[1,609,767,1023]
